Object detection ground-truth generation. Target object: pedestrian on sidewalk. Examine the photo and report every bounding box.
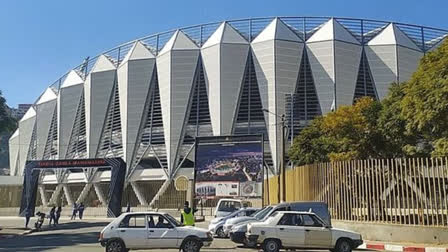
[78,203,85,220]
[49,206,56,226]
[71,203,77,220]
[126,202,131,213]
[55,206,62,224]
[24,209,31,229]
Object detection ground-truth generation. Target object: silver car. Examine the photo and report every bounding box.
[208,208,258,238]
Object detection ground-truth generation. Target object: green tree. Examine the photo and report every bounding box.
[401,40,448,142]
[0,90,16,134]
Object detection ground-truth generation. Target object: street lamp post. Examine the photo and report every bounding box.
[262,109,287,203]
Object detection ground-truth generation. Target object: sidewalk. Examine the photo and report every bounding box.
[0,227,32,239]
[360,241,448,252]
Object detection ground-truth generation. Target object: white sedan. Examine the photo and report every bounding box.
[99,212,213,252]
[246,211,363,252]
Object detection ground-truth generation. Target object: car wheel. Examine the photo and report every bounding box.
[182,238,201,252]
[106,240,126,252]
[216,227,226,238]
[335,239,352,252]
[263,239,280,252]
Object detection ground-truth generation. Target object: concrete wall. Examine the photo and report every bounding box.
[333,220,448,245]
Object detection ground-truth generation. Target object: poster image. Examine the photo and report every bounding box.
[195,135,263,198]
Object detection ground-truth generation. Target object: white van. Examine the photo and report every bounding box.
[214,199,252,217]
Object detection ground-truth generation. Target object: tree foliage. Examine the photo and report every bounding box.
[0,90,16,135]
[289,39,448,164]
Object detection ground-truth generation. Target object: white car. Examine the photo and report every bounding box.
[208,208,259,238]
[246,211,363,252]
[99,212,213,252]
[214,198,252,217]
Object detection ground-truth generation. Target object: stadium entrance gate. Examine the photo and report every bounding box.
[19,158,126,217]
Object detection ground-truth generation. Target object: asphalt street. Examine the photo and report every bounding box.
[0,217,375,252]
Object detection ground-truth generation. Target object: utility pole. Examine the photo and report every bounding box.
[262,109,287,203]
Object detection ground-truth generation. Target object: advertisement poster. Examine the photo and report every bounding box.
[195,135,263,199]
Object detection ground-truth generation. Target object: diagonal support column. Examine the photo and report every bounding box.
[48,184,63,205]
[131,181,148,206]
[149,179,171,208]
[63,184,74,206]
[93,183,107,206]
[38,185,49,206]
[76,183,93,204]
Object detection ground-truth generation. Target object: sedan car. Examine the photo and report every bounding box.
[99,212,213,252]
[208,208,259,238]
[246,211,363,252]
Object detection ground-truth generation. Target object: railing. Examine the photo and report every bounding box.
[41,16,448,102]
[264,158,448,227]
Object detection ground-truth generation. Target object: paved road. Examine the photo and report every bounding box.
[0,217,373,252]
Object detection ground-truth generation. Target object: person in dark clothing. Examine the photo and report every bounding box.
[49,207,56,226]
[155,216,170,228]
[24,209,31,229]
[71,203,77,220]
[55,206,62,225]
[180,201,197,226]
[78,203,85,220]
[126,203,131,213]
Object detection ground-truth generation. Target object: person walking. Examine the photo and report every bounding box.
[24,209,31,229]
[49,206,56,226]
[126,202,131,213]
[55,206,62,225]
[78,203,85,220]
[71,203,77,220]
[180,201,196,226]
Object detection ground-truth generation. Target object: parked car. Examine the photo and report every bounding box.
[246,211,363,252]
[223,206,271,236]
[208,208,259,238]
[214,198,252,217]
[229,201,330,247]
[99,212,213,252]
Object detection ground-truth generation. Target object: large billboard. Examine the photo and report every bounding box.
[194,135,263,199]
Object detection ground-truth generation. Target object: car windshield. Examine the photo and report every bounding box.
[218,201,241,212]
[164,214,183,227]
[249,208,263,217]
[254,206,272,220]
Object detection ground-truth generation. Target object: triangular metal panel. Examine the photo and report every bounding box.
[202,22,248,49]
[35,99,57,159]
[307,19,359,45]
[58,83,83,158]
[306,41,335,114]
[334,41,362,106]
[156,44,200,176]
[253,18,303,43]
[120,41,155,64]
[159,30,199,56]
[368,24,420,51]
[91,54,116,73]
[20,107,36,122]
[61,70,84,88]
[252,38,304,173]
[84,65,117,158]
[117,54,155,170]
[36,88,57,105]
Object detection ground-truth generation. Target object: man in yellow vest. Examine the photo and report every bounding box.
[181,201,196,226]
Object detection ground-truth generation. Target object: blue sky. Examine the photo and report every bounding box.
[1,0,447,107]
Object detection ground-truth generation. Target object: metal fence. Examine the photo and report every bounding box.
[264,158,448,227]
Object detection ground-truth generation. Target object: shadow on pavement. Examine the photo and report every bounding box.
[0,222,108,251]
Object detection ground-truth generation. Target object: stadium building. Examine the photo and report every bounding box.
[8,17,448,207]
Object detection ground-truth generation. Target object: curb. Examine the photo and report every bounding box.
[358,242,448,252]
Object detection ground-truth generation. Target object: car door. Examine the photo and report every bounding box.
[301,214,332,248]
[117,214,148,249]
[275,213,306,248]
[146,214,178,248]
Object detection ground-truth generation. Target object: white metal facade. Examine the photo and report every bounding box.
[8,18,448,197]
